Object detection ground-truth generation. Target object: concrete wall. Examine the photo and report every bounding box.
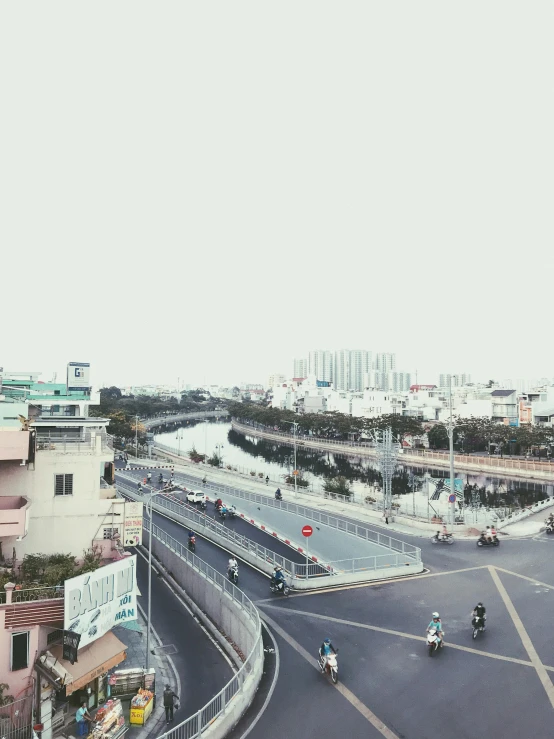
[0,448,120,560]
[149,533,263,739]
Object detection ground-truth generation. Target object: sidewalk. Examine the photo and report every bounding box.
[114,607,179,739]
[57,609,175,739]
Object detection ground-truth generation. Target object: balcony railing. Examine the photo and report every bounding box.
[0,585,64,605]
[35,430,111,454]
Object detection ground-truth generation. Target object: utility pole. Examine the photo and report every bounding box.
[376,426,398,521]
[135,415,139,460]
[282,420,299,498]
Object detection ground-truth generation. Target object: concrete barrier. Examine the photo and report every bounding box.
[148,525,264,739]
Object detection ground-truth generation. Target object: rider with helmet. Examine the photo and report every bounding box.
[472,602,486,630]
[272,566,286,591]
[228,556,238,576]
[319,638,337,672]
[427,612,444,646]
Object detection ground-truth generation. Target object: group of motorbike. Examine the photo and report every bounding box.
[430,526,500,547]
[427,603,487,657]
[213,498,237,520]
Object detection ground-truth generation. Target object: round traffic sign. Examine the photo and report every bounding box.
[448,493,456,503]
[302,525,313,537]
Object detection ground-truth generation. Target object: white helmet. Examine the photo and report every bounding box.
[432,612,440,618]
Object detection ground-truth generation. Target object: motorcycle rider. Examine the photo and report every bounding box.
[137,481,142,492]
[484,526,492,543]
[188,531,196,548]
[472,602,486,630]
[158,472,164,485]
[272,566,286,591]
[147,472,152,482]
[215,498,223,510]
[441,523,449,541]
[319,638,337,672]
[275,488,282,501]
[490,525,497,541]
[228,557,238,577]
[427,612,444,646]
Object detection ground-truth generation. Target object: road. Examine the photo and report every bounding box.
[118,466,413,569]
[117,463,554,737]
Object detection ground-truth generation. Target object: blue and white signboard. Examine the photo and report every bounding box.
[64,555,137,649]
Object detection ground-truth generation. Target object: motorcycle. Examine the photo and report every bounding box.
[188,536,196,553]
[319,650,339,684]
[228,565,239,584]
[545,519,554,534]
[427,628,443,656]
[228,508,237,519]
[218,507,227,520]
[270,577,290,596]
[275,490,283,501]
[431,533,454,545]
[472,615,486,639]
[200,500,207,511]
[477,534,499,547]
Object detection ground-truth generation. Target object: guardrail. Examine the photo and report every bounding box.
[232,419,554,478]
[117,479,300,577]
[10,586,64,603]
[144,410,229,429]
[164,473,420,561]
[35,431,111,454]
[117,474,421,577]
[149,522,263,739]
[497,495,554,529]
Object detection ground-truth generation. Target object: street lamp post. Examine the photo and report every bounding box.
[448,376,456,527]
[215,444,224,467]
[135,415,139,461]
[145,488,166,670]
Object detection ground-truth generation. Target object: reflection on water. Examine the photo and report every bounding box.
[155,420,553,508]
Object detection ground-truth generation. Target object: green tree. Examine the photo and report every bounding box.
[0,683,15,707]
[323,476,352,497]
[428,424,449,449]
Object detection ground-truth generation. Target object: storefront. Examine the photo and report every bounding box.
[38,632,128,710]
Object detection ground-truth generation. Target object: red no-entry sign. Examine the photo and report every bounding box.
[302,525,313,537]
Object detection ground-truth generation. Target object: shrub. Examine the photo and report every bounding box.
[323,476,352,497]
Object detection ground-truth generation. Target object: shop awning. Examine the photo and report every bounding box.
[47,632,127,696]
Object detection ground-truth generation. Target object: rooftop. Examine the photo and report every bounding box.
[491,389,516,397]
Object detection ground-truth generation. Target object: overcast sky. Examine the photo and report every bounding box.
[1,2,552,389]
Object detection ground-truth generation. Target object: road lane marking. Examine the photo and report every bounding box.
[260,612,399,739]
[254,565,490,602]
[259,603,539,668]
[492,566,554,591]
[488,566,554,709]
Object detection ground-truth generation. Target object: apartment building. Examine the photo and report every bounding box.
[0,363,123,563]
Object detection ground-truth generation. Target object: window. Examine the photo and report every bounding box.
[54,474,73,496]
[11,632,29,671]
[103,527,120,539]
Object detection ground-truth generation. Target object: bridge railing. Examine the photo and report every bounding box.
[148,522,263,739]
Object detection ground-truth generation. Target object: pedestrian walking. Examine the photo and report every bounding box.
[265,475,269,485]
[163,685,179,724]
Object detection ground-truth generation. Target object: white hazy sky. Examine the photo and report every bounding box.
[1,2,552,389]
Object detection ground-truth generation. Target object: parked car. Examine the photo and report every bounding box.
[186,490,205,504]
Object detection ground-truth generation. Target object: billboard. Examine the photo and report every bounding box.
[64,555,137,650]
[123,502,143,547]
[67,362,91,391]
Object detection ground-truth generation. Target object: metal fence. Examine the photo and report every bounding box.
[11,586,64,602]
[232,419,554,475]
[117,479,299,576]
[150,523,263,739]
[0,694,34,739]
[35,430,111,453]
[117,475,421,576]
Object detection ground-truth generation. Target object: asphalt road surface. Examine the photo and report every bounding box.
[116,463,554,738]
